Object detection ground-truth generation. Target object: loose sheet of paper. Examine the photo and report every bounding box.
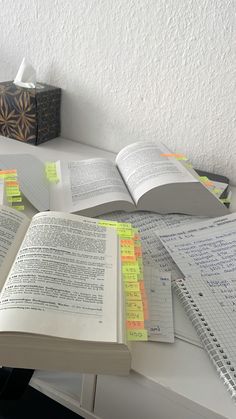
[144,267,174,342]
[158,213,236,366]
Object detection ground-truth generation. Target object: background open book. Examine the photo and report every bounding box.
[0,141,229,217]
[0,206,130,375]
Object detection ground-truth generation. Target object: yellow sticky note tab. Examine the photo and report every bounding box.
[126,311,144,321]
[184,162,193,168]
[127,329,148,341]
[117,229,134,238]
[116,222,132,229]
[126,301,143,311]
[7,196,22,203]
[121,247,135,256]
[6,190,21,197]
[123,273,138,282]
[220,198,231,204]
[122,264,140,274]
[45,162,59,183]
[125,291,142,301]
[13,205,24,211]
[176,156,188,161]
[98,220,118,227]
[124,282,140,291]
[213,188,222,194]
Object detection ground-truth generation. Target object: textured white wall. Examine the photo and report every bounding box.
[0,0,235,181]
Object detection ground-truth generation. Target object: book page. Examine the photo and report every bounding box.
[50,158,134,215]
[0,206,29,288]
[0,154,50,211]
[116,142,198,204]
[0,212,120,343]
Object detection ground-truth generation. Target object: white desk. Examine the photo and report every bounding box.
[1,135,236,419]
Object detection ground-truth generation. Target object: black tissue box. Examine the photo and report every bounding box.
[0,81,61,145]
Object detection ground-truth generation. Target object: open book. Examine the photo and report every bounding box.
[0,206,130,375]
[0,141,229,217]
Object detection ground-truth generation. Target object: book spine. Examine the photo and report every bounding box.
[174,279,236,400]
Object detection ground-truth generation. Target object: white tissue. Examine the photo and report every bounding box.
[13,57,36,88]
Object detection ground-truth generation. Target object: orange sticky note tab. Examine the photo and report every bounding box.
[160,153,185,158]
[120,239,134,246]
[127,329,148,341]
[5,181,19,187]
[0,170,17,175]
[126,320,145,329]
[121,255,136,262]
[139,281,145,290]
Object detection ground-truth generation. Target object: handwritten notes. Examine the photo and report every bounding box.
[99,211,204,279]
[158,213,236,320]
[144,267,174,342]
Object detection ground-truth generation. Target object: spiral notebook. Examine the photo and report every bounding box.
[158,213,236,400]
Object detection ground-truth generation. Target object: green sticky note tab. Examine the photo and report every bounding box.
[127,329,148,341]
[13,205,25,211]
[220,198,231,204]
[7,196,22,203]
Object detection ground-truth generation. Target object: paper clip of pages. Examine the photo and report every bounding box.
[158,213,236,400]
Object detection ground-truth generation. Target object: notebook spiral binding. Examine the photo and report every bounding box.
[174,278,236,401]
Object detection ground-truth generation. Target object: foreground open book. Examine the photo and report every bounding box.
[0,206,130,375]
[0,141,229,217]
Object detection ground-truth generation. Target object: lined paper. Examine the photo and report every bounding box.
[158,213,236,396]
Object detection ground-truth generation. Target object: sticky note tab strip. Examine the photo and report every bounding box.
[0,169,24,211]
[45,162,59,183]
[98,220,148,341]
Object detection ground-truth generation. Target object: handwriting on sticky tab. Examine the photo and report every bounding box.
[117,229,134,238]
[126,301,143,311]
[126,311,144,321]
[123,273,138,282]
[124,282,140,291]
[127,329,148,341]
[125,291,142,301]
[122,264,140,274]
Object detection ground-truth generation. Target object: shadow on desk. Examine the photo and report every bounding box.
[0,387,84,419]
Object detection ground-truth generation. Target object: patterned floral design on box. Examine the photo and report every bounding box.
[0,81,36,143]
